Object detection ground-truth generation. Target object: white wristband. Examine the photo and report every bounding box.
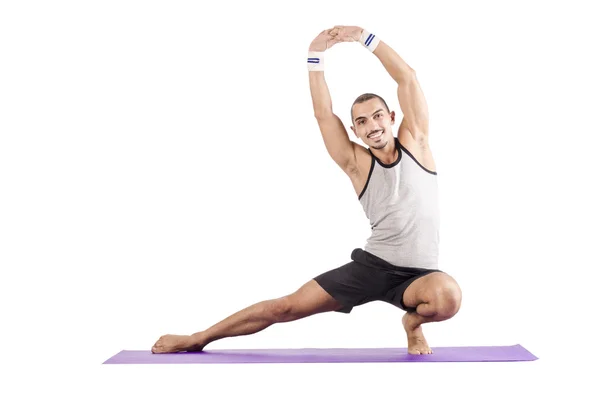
[360,29,380,52]
[307,51,324,71]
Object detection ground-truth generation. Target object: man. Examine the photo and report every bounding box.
[152,26,461,355]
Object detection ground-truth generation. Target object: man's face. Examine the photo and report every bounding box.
[351,99,395,150]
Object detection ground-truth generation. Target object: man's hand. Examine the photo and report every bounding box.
[309,26,364,52]
[330,25,363,43]
[309,28,343,52]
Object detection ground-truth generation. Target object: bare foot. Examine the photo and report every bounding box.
[402,313,433,355]
[151,334,205,354]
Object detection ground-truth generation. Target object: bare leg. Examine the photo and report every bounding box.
[152,280,342,353]
[401,272,462,355]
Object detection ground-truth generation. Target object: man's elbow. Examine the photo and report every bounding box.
[314,109,334,120]
[395,68,416,84]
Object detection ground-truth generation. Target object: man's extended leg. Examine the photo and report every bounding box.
[152,280,343,353]
[401,272,462,354]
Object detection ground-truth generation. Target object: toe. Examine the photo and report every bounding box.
[152,342,162,353]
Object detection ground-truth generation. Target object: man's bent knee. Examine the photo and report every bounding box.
[432,283,462,319]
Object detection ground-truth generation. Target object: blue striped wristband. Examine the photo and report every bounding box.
[360,29,381,52]
[307,51,324,71]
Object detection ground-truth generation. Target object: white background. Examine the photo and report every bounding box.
[1,0,599,396]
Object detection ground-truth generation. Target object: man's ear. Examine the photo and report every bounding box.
[350,125,357,137]
[390,110,396,125]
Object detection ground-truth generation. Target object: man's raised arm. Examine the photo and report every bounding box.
[308,29,357,173]
[333,26,430,141]
[374,40,430,141]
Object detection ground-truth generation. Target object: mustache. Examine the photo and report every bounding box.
[368,129,383,137]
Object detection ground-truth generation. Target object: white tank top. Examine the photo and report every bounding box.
[358,138,440,269]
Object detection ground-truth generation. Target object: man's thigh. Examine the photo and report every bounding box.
[313,260,383,313]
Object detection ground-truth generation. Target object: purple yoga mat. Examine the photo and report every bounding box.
[103,344,537,364]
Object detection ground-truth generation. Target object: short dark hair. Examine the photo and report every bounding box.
[351,93,390,123]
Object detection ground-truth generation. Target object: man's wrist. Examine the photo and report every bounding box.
[359,29,381,52]
[307,51,325,72]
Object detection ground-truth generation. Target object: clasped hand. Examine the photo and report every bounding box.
[309,25,363,52]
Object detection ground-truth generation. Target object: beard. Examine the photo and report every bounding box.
[371,138,388,150]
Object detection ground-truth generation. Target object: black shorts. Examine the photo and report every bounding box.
[313,248,442,313]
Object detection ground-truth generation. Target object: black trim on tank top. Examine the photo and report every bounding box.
[370,138,402,169]
[358,154,375,200]
[397,141,438,175]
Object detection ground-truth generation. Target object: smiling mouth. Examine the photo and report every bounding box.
[368,130,383,139]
